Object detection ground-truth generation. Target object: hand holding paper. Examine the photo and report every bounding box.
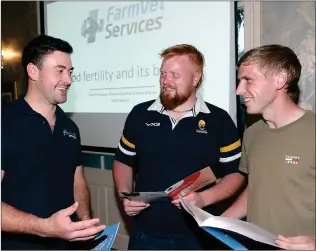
[276,235,316,250]
[120,167,217,204]
[172,192,205,209]
[121,197,150,216]
[120,191,169,203]
[180,198,278,249]
[165,167,217,200]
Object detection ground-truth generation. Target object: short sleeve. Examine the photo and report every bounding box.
[1,135,11,172]
[1,106,13,172]
[217,111,242,177]
[114,107,138,168]
[76,128,83,167]
[238,135,248,175]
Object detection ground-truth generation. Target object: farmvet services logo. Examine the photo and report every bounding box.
[81,9,104,43]
[63,129,77,140]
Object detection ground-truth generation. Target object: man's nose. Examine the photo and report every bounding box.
[63,73,72,85]
[236,82,245,95]
[162,73,173,84]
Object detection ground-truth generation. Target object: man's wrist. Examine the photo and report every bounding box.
[117,190,131,198]
[80,214,91,221]
[199,189,212,208]
[36,217,51,238]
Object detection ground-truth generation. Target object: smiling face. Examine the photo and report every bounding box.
[236,62,279,114]
[159,55,201,110]
[27,51,73,105]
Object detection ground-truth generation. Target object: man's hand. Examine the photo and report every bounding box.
[42,202,106,241]
[80,215,91,221]
[171,192,205,209]
[122,198,150,216]
[276,235,316,250]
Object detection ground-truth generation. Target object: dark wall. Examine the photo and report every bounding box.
[1,1,38,96]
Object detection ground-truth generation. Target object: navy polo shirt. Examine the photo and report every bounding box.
[115,95,241,238]
[1,97,82,249]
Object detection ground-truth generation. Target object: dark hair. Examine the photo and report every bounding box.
[237,44,301,104]
[21,34,73,77]
[160,44,205,88]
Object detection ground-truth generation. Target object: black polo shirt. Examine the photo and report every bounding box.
[115,96,242,238]
[1,97,82,249]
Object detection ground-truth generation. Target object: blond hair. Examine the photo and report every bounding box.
[237,44,302,104]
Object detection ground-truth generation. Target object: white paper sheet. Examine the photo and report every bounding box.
[180,198,278,247]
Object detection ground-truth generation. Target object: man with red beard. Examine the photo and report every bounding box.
[113,44,244,250]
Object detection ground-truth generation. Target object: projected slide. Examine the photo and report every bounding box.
[46,1,234,114]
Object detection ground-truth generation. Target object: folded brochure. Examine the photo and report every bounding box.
[92,222,120,250]
[120,191,169,202]
[180,198,278,249]
[121,167,217,202]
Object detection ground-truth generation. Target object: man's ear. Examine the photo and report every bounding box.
[276,71,288,90]
[26,63,39,81]
[193,71,202,88]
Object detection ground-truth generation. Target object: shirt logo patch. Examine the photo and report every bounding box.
[198,119,206,130]
[145,123,160,127]
[63,129,77,139]
[285,155,300,165]
[196,119,207,134]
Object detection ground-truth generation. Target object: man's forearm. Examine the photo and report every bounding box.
[112,160,133,193]
[221,186,248,219]
[74,166,91,220]
[74,178,91,220]
[2,202,46,237]
[200,173,245,207]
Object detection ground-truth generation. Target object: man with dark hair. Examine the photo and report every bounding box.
[1,34,106,250]
[113,44,244,249]
[222,44,315,250]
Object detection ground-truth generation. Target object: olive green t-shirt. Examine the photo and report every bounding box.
[239,110,315,236]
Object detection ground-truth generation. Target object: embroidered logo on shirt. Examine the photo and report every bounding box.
[63,129,77,139]
[196,119,207,134]
[198,120,206,130]
[285,155,300,165]
[145,123,160,127]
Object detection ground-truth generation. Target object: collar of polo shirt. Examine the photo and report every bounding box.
[147,93,211,116]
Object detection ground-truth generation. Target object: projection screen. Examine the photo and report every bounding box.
[42,1,237,149]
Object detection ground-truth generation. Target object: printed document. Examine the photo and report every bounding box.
[120,167,217,202]
[180,198,278,248]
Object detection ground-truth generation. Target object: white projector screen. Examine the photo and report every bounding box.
[43,1,237,149]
